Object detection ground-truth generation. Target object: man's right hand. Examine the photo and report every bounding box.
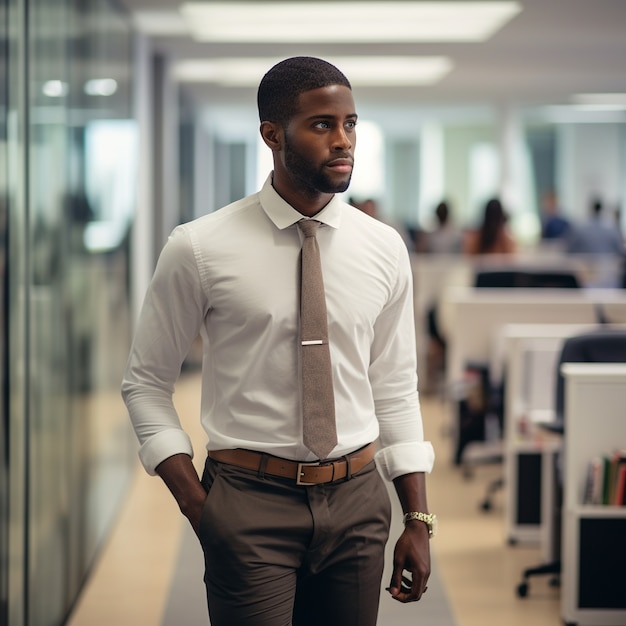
[156,453,208,536]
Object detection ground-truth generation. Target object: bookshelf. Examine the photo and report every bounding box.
[561,363,626,626]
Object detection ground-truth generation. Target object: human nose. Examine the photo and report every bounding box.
[331,126,352,151]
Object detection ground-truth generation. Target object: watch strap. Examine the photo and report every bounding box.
[403,511,436,537]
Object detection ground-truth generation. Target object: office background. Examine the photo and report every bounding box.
[1,1,626,624]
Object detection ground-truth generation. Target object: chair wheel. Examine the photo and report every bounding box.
[516,582,528,598]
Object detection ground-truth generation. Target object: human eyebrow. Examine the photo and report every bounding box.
[307,114,336,124]
[307,112,358,123]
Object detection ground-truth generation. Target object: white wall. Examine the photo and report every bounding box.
[558,122,625,222]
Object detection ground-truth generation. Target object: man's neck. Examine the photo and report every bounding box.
[271,178,333,217]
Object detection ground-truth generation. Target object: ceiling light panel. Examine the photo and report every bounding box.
[572,93,626,106]
[133,10,188,35]
[179,1,522,43]
[172,56,453,86]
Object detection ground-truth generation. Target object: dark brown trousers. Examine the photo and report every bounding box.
[199,456,391,626]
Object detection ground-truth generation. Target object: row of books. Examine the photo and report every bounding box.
[583,449,626,506]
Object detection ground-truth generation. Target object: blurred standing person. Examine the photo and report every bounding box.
[463,197,516,255]
[426,200,462,254]
[566,197,624,256]
[540,190,570,240]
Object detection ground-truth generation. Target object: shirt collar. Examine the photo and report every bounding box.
[259,173,343,231]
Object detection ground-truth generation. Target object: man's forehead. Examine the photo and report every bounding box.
[295,85,356,114]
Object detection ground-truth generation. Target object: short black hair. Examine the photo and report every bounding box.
[435,201,450,225]
[257,56,351,125]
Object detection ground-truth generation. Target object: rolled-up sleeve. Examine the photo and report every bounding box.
[375,440,435,481]
[121,226,208,475]
[370,241,435,481]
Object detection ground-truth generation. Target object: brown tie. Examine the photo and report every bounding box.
[298,219,337,460]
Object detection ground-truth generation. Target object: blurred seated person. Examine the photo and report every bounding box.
[350,196,414,250]
[463,197,517,255]
[426,200,462,254]
[541,190,570,240]
[408,226,430,253]
[566,198,624,256]
[351,197,377,218]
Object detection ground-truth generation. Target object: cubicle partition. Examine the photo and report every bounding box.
[498,324,590,545]
[410,252,625,395]
[437,287,626,465]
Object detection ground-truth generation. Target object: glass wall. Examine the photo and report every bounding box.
[2,0,137,624]
[1,0,10,622]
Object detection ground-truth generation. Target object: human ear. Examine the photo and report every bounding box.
[260,121,282,151]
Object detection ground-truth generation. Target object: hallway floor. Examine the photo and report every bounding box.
[66,372,562,625]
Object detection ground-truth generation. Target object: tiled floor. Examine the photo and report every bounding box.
[66,373,562,625]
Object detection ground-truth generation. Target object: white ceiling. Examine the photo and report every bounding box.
[117,0,626,114]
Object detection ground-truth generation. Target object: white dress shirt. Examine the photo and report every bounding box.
[122,174,434,480]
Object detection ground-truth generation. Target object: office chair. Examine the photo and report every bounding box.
[474,268,580,289]
[474,270,525,288]
[516,328,626,598]
[455,271,524,467]
[527,270,580,289]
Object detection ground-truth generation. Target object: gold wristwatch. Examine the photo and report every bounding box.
[403,511,437,538]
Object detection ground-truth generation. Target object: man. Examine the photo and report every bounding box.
[540,190,570,240]
[122,56,435,626]
[566,198,624,256]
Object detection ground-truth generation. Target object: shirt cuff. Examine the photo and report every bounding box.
[138,429,195,475]
[374,441,435,481]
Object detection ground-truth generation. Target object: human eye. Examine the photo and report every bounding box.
[345,118,357,131]
[313,120,331,130]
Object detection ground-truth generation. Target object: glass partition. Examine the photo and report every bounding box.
[4,0,137,623]
[0,0,10,622]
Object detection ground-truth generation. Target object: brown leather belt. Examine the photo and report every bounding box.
[208,442,376,486]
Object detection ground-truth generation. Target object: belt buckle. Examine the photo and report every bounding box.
[296,461,321,486]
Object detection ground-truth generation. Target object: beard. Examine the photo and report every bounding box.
[283,134,352,195]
